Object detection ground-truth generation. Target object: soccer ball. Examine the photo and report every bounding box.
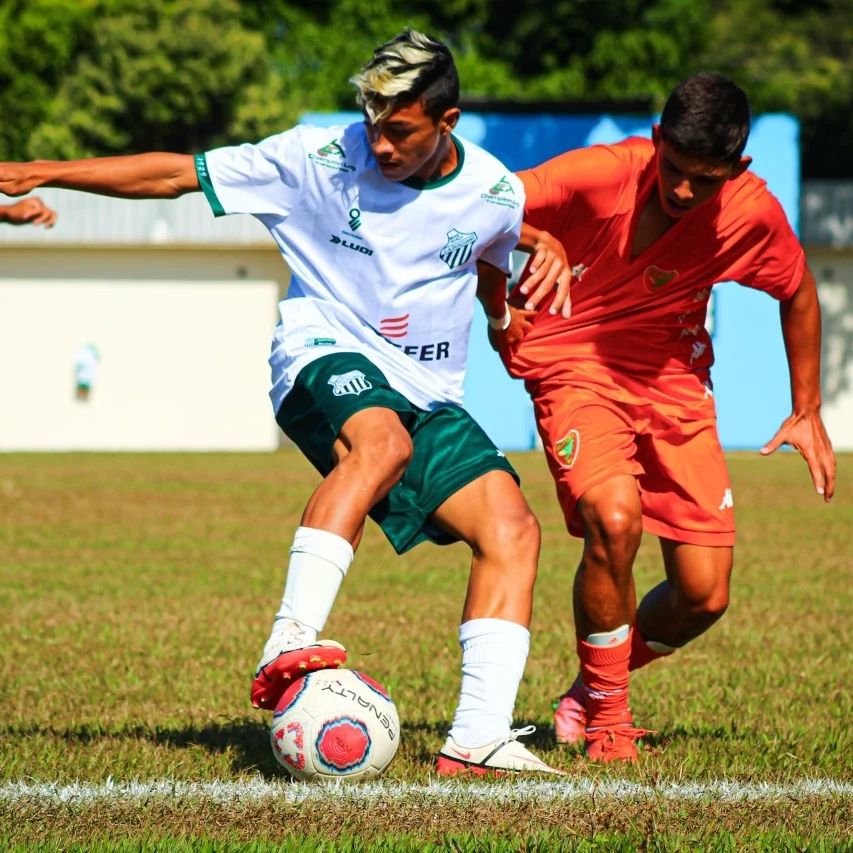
[270,668,400,781]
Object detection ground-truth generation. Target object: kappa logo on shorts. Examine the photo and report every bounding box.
[718,488,734,511]
[555,429,580,469]
[328,370,373,397]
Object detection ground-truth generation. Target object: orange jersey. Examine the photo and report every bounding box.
[507,137,804,412]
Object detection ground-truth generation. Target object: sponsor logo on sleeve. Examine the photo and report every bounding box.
[481,174,521,209]
[309,137,356,172]
[439,228,478,269]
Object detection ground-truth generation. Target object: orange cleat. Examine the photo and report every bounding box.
[584,725,652,763]
[251,640,347,710]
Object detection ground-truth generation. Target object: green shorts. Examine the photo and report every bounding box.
[276,352,518,554]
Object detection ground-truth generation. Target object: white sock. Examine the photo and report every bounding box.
[270,526,353,642]
[448,618,530,748]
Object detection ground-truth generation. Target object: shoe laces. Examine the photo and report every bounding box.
[506,724,536,743]
[586,725,653,748]
[267,619,311,650]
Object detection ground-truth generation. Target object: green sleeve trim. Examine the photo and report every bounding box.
[194,153,226,217]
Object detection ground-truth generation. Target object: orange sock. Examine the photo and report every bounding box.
[629,630,675,672]
[577,631,633,730]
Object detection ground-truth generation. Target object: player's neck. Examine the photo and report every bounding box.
[413,135,457,182]
[632,192,678,259]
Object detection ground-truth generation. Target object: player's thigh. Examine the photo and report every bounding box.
[533,388,642,537]
[429,468,539,559]
[276,351,420,474]
[634,412,735,547]
[368,404,519,555]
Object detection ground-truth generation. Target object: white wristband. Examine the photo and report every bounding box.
[487,305,512,331]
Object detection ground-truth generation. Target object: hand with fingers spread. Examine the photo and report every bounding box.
[760,410,836,501]
[0,196,57,228]
[516,223,573,318]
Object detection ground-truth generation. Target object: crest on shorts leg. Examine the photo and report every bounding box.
[555,429,580,469]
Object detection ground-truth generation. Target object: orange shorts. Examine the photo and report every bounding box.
[533,384,735,546]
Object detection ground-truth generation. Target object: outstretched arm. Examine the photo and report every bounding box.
[0,197,57,227]
[0,153,199,200]
[760,265,836,501]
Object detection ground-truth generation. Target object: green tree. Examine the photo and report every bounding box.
[27,0,281,158]
[0,0,103,160]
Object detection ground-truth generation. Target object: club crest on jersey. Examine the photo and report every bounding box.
[440,228,478,269]
[644,265,679,291]
[555,429,580,469]
[328,371,373,397]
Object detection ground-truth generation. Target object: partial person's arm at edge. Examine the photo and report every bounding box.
[514,221,572,317]
[477,260,535,352]
[0,196,57,227]
[0,153,199,200]
[760,265,836,501]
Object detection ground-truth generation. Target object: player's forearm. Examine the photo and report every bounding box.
[780,266,823,413]
[0,153,199,199]
[476,260,510,322]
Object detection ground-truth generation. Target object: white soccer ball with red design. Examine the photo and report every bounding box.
[269,668,400,781]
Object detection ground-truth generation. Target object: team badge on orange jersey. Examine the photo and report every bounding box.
[643,265,679,291]
[555,429,580,469]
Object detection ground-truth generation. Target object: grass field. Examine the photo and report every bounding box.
[0,450,850,850]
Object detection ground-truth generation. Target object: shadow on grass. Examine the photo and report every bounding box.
[0,718,751,777]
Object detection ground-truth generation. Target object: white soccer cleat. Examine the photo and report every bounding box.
[436,725,564,776]
[251,619,346,711]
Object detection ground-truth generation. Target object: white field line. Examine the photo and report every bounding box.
[0,778,850,806]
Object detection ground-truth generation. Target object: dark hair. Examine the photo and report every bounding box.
[352,29,459,123]
[660,72,751,164]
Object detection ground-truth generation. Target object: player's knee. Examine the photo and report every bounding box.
[354,429,413,482]
[583,504,642,556]
[480,506,540,570]
[502,508,541,561]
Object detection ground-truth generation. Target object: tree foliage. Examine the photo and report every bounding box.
[0,0,849,174]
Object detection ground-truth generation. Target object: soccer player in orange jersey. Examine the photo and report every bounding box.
[493,73,836,762]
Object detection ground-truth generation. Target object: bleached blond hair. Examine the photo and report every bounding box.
[351,30,459,124]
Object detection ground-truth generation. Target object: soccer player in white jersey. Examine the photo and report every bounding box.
[0,30,572,775]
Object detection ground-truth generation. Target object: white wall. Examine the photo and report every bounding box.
[812,249,853,451]
[0,249,284,451]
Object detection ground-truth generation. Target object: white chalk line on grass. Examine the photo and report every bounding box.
[1,778,851,806]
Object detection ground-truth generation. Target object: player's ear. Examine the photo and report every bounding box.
[439,107,461,135]
[652,123,662,146]
[730,155,752,178]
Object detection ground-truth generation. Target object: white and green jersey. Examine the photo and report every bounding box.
[196,122,524,413]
